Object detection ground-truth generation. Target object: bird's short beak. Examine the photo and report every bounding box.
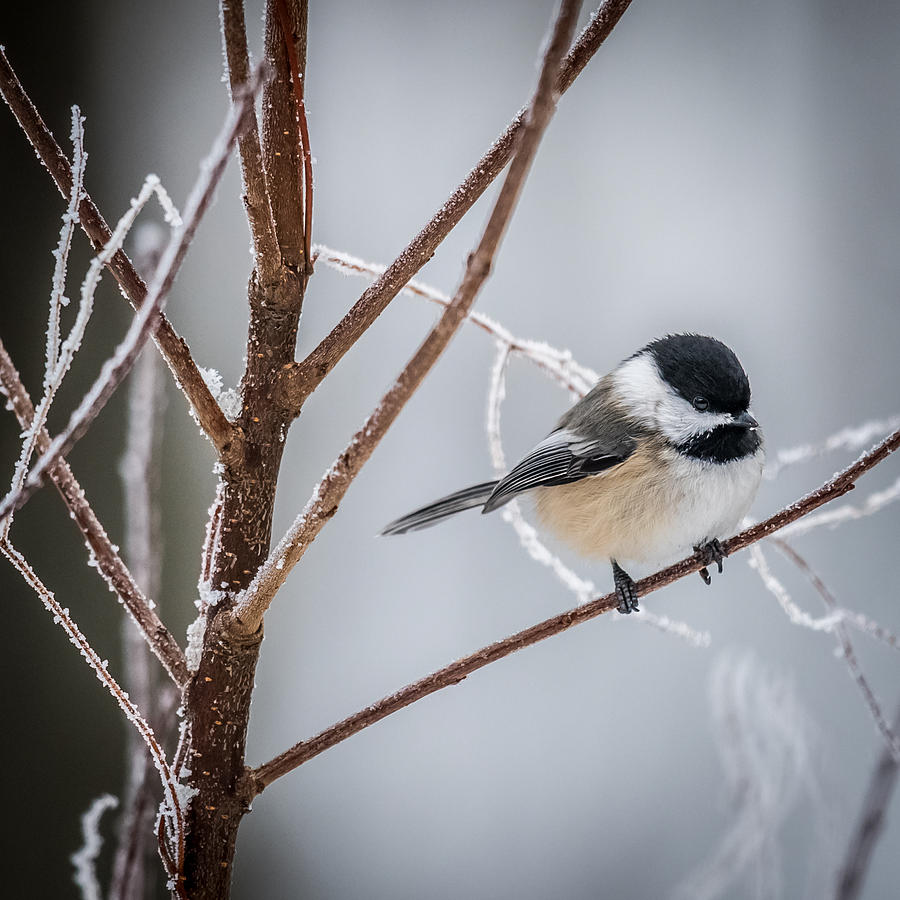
[734,411,759,430]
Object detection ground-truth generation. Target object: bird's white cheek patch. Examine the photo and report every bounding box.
[613,355,731,444]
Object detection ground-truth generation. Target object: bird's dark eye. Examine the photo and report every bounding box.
[692,396,709,411]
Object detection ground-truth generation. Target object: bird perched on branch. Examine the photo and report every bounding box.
[383,334,764,614]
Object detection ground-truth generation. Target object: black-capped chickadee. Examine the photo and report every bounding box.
[383,334,764,614]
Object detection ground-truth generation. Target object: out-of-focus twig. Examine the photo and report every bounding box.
[835,695,900,900]
[768,539,900,761]
[71,794,118,900]
[110,227,169,900]
[0,47,236,456]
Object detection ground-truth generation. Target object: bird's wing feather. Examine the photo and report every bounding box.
[482,428,634,512]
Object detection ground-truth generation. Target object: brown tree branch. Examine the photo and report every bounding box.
[0,47,238,457]
[0,69,264,526]
[0,338,189,687]
[219,0,281,283]
[250,426,900,792]
[281,0,633,417]
[229,0,584,636]
[261,0,309,276]
[274,0,314,273]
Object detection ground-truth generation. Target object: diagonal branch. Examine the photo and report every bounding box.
[250,426,900,792]
[219,0,281,283]
[0,68,265,526]
[283,0,633,414]
[0,338,189,687]
[229,0,584,636]
[0,47,237,457]
[1,540,186,888]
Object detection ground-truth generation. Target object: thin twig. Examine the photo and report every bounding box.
[4,107,88,542]
[0,67,265,526]
[285,0,633,411]
[1,540,186,890]
[0,338,189,686]
[250,425,900,791]
[218,0,280,282]
[0,47,237,457]
[230,0,583,636]
[7,170,181,541]
[835,695,900,900]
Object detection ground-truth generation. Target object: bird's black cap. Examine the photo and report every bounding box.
[642,334,751,415]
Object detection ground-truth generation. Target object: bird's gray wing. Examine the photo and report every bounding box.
[482,427,635,513]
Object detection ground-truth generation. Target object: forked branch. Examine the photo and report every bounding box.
[281,0,634,416]
[219,0,280,282]
[229,0,584,635]
[251,426,900,791]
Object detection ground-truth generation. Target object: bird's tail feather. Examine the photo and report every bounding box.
[381,481,499,535]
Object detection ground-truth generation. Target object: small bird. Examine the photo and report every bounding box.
[382,334,764,614]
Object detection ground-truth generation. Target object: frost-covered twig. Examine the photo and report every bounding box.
[0,47,236,456]
[282,1,633,411]
[764,416,900,479]
[672,654,827,900]
[0,338,189,686]
[835,694,900,900]
[0,67,265,526]
[46,108,86,381]
[486,340,710,647]
[1,540,186,890]
[311,245,597,400]
[3,108,87,542]
[230,0,583,636]
[5,156,180,542]
[778,474,900,539]
[250,426,900,792]
[71,794,118,900]
[749,543,900,761]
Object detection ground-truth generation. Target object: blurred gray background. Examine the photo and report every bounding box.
[2,1,900,897]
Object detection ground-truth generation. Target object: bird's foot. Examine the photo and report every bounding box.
[612,560,639,614]
[695,538,727,586]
